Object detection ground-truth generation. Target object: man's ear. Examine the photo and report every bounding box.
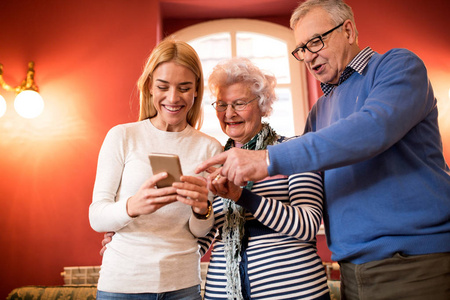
[343,20,357,44]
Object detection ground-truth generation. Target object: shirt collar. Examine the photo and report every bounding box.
[320,47,375,96]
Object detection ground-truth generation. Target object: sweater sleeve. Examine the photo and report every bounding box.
[189,209,215,238]
[268,49,436,176]
[237,172,324,241]
[89,126,134,232]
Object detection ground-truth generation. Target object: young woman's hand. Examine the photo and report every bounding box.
[172,175,210,215]
[126,172,178,217]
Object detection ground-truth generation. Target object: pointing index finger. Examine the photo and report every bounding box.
[195,152,227,174]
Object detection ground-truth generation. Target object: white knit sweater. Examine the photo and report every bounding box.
[90,119,222,293]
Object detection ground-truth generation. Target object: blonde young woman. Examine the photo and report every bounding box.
[89,38,222,300]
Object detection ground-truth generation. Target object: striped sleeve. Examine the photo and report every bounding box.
[237,172,324,241]
[197,196,225,256]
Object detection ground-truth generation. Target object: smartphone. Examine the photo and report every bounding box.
[148,153,183,188]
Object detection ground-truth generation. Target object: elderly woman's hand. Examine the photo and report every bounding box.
[207,167,243,202]
[172,175,210,215]
[100,232,115,256]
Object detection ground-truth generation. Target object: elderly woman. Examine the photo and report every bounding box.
[200,57,330,300]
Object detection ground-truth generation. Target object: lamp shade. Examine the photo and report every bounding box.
[14,90,44,118]
[0,95,6,117]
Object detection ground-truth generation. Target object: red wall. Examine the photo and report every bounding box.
[346,0,450,162]
[0,0,449,298]
[0,1,161,298]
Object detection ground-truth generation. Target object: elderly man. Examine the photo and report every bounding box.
[196,0,450,299]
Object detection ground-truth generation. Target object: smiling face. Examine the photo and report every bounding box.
[293,7,358,85]
[216,83,263,145]
[150,61,197,132]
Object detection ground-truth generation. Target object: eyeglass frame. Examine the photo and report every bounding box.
[291,22,345,61]
[211,96,260,112]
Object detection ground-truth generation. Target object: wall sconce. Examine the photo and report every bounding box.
[0,61,44,118]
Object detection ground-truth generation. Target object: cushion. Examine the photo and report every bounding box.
[7,285,97,300]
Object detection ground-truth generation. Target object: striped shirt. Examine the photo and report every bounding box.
[199,146,330,299]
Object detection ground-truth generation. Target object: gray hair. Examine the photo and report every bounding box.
[208,57,277,116]
[290,0,358,37]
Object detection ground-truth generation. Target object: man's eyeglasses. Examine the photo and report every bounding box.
[211,96,259,112]
[291,22,344,61]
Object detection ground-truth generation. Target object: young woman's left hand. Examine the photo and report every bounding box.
[172,175,210,215]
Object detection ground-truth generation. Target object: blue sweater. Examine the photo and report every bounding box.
[268,48,450,264]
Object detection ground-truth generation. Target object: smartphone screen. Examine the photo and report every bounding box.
[148,153,183,188]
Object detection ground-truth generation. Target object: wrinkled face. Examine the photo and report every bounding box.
[293,8,350,85]
[216,83,263,145]
[150,61,197,132]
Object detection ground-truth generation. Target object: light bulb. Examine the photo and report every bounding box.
[14,90,44,119]
[0,95,6,117]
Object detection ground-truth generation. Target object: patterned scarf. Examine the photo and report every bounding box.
[222,122,279,299]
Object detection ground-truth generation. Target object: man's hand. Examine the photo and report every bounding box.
[195,148,269,186]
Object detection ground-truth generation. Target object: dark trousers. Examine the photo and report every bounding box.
[339,252,450,300]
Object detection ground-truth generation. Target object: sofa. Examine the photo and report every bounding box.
[7,285,97,300]
[7,263,341,299]
[7,282,340,300]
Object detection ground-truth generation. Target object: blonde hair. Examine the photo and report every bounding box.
[290,0,358,38]
[137,38,204,129]
[208,57,277,117]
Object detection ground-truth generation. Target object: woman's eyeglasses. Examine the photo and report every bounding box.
[211,96,259,112]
